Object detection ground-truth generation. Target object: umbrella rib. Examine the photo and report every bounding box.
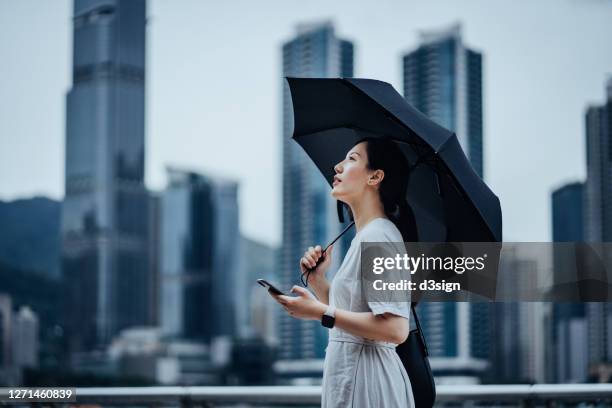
[341,80,418,135]
[341,79,449,150]
[336,125,435,167]
[295,124,430,151]
[343,125,429,148]
[293,125,350,138]
[338,79,459,181]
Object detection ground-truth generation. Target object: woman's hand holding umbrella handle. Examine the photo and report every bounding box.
[300,244,334,278]
[300,244,333,304]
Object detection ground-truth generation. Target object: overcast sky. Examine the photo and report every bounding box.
[1,0,611,247]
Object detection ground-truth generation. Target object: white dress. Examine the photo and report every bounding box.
[321,217,415,408]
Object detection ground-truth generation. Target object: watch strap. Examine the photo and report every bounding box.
[321,305,336,328]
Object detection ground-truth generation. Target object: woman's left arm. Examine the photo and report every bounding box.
[272,286,409,344]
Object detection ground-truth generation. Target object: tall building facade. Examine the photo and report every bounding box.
[159,168,240,342]
[493,253,547,384]
[585,80,612,243]
[61,0,150,353]
[553,183,585,243]
[549,182,587,383]
[584,79,612,369]
[280,21,355,361]
[147,192,161,327]
[403,23,483,179]
[402,23,489,381]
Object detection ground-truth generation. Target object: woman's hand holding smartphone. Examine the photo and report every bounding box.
[256,279,289,296]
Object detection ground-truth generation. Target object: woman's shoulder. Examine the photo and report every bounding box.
[357,218,403,243]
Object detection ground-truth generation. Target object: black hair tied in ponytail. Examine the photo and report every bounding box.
[397,198,418,242]
[358,137,418,243]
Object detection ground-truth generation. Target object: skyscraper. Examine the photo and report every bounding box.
[402,23,489,381]
[61,0,150,353]
[403,22,483,179]
[553,183,585,243]
[549,182,587,383]
[585,80,612,244]
[280,21,355,361]
[159,168,240,342]
[584,78,612,369]
[493,253,547,384]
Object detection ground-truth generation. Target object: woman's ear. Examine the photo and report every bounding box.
[368,169,384,186]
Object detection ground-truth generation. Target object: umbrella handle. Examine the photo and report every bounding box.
[301,221,356,287]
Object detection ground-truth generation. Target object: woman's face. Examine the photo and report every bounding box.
[331,141,378,202]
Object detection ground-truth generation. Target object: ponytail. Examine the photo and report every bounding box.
[396,199,418,242]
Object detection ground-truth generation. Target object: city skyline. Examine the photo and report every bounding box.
[1,0,612,391]
[2,0,612,247]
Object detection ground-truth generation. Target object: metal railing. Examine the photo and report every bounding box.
[67,384,612,406]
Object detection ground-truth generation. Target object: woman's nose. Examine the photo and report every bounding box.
[334,162,343,173]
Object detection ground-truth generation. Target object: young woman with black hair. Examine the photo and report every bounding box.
[272,137,416,407]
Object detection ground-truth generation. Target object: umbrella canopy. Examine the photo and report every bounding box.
[286,76,502,243]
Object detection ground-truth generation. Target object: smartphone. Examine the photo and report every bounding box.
[257,279,288,296]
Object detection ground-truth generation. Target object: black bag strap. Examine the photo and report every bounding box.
[410,302,429,356]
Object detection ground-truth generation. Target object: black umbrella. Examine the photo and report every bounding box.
[286,76,502,243]
[287,78,501,408]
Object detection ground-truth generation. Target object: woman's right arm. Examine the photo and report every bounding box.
[300,244,335,305]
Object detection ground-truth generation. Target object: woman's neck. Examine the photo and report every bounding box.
[349,192,387,233]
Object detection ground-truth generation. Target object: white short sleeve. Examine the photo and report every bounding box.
[368,300,412,319]
[358,219,412,320]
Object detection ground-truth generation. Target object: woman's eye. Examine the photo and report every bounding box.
[349,156,356,161]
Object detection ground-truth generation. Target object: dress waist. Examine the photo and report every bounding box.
[329,330,397,349]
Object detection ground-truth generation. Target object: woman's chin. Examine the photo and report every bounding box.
[330,188,344,199]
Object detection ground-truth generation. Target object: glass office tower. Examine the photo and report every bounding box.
[403,22,483,179]
[159,168,240,341]
[548,182,587,383]
[61,0,150,353]
[584,79,612,369]
[280,21,355,361]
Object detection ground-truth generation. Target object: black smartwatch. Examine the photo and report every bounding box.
[321,305,336,328]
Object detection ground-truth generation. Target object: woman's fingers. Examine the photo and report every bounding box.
[271,294,287,305]
[301,257,313,270]
[269,292,297,317]
[276,297,295,316]
[305,246,324,266]
[304,253,317,267]
[306,247,318,259]
[301,255,315,269]
[299,244,325,272]
[277,295,294,305]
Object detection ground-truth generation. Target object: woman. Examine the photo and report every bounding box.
[272,137,416,407]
